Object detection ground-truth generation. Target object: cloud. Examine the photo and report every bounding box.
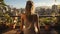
[34,1,60,7]
[34,2,52,7]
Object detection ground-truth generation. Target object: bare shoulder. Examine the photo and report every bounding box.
[21,13,26,18]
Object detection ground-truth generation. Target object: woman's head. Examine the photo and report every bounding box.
[25,0,34,15]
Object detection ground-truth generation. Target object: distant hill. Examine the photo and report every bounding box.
[36,6,51,9]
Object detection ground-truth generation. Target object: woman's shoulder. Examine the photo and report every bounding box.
[21,13,26,18]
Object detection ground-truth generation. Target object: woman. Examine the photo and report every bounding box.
[20,0,40,34]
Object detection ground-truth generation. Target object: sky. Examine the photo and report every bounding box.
[4,0,60,8]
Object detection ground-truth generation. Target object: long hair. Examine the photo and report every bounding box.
[25,1,34,15]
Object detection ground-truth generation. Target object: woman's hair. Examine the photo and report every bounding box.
[25,1,33,14]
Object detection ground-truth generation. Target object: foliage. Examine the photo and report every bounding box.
[40,17,57,24]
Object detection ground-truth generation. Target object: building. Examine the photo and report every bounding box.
[52,5,59,16]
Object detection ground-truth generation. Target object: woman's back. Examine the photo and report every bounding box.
[22,14,37,34]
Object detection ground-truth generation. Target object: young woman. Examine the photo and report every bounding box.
[20,0,40,34]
